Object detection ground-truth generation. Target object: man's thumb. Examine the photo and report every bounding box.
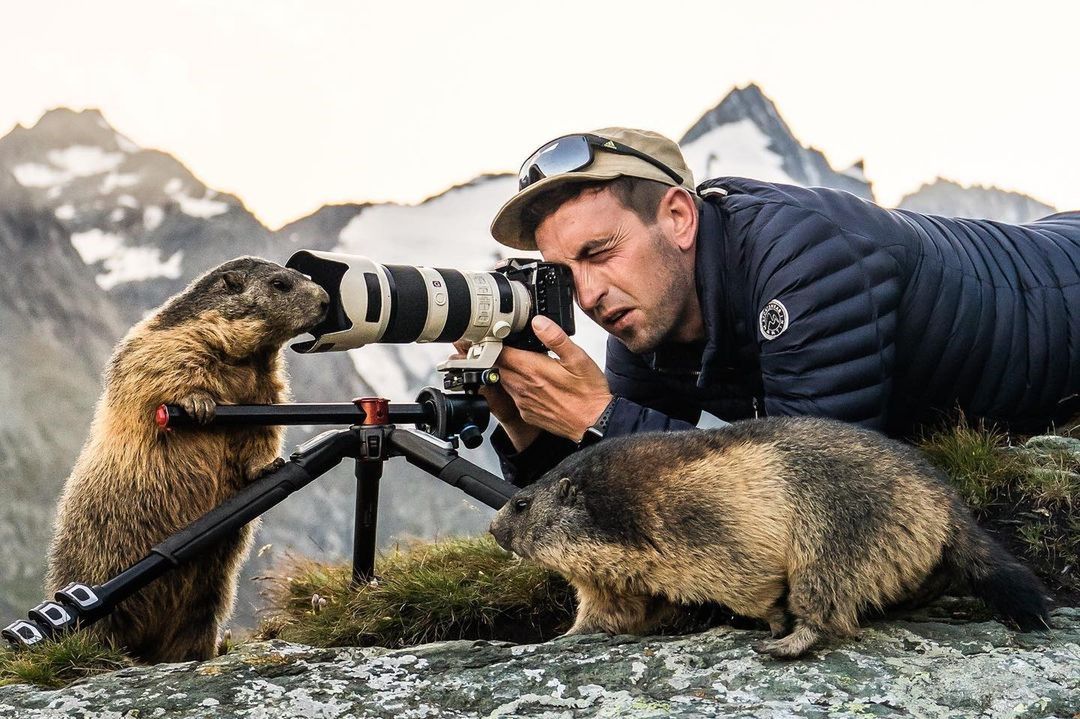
[532,316,580,361]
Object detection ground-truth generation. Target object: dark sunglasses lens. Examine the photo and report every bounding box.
[518,135,592,189]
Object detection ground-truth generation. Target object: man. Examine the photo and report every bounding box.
[474,127,1080,486]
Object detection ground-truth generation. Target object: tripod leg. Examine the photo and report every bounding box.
[352,460,382,587]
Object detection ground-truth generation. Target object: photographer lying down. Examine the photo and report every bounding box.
[475,127,1080,487]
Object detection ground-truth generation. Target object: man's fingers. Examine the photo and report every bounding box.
[531,316,585,364]
[496,346,540,370]
[446,339,472,361]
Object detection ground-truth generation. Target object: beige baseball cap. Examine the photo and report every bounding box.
[490,127,696,250]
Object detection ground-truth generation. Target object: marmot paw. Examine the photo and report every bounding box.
[752,625,821,659]
[561,621,606,637]
[178,392,217,424]
[251,457,286,480]
[753,638,801,659]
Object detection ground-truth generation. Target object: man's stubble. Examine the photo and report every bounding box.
[613,228,696,355]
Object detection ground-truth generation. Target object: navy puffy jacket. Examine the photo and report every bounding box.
[493,177,1080,486]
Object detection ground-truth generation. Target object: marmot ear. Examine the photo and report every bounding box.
[221,271,245,294]
[556,476,577,504]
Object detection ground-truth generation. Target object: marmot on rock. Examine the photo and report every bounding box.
[489,417,1050,658]
[45,257,329,663]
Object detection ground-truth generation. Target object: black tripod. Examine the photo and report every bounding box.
[2,387,515,648]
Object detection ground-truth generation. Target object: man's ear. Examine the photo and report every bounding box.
[660,186,698,252]
[221,271,245,293]
[557,477,577,504]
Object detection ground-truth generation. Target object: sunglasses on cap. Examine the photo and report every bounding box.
[517,133,684,191]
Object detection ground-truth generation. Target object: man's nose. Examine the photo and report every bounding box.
[574,271,605,312]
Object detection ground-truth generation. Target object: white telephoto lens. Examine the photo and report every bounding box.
[286,250,532,352]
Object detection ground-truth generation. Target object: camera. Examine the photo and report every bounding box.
[493,257,575,352]
[285,250,575,367]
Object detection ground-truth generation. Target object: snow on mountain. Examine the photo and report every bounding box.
[681,118,798,186]
[0,108,274,312]
[898,177,1057,223]
[680,83,874,199]
[69,227,183,290]
[12,145,127,187]
[277,203,369,253]
[335,175,520,266]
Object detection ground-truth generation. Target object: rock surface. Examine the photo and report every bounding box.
[2,606,1078,718]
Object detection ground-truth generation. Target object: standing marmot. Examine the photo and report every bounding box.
[45,257,328,663]
[489,417,1050,658]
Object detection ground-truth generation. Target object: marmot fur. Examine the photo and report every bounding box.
[489,417,1050,658]
[45,257,328,663]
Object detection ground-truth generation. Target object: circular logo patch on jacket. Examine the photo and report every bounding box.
[759,299,789,340]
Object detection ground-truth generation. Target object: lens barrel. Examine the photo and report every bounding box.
[287,251,533,353]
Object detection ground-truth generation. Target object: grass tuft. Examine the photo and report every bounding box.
[256,535,575,648]
[918,422,1020,509]
[0,632,131,689]
[918,420,1079,601]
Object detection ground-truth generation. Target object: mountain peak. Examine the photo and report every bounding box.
[678,85,873,199]
[680,83,787,146]
[1,107,138,161]
[898,177,1056,222]
[842,159,868,182]
[35,106,109,127]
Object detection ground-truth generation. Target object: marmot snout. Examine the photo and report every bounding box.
[490,417,1050,659]
[45,256,328,663]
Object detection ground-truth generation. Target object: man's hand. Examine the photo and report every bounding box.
[496,316,613,442]
[449,340,541,452]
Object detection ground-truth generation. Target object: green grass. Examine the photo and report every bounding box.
[918,422,1021,509]
[1017,453,1080,508]
[0,631,131,689]
[256,535,575,648]
[918,420,1079,600]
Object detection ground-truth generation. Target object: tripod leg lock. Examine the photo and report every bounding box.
[28,601,79,634]
[2,581,107,647]
[2,619,47,647]
[56,583,104,613]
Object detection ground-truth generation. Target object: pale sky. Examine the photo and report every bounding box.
[3,0,1078,229]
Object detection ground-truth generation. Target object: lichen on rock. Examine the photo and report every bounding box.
[1,607,1077,718]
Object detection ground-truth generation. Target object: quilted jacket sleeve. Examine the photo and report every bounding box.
[489,336,701,487]
[731,184,907,429]
[604,335,703,434]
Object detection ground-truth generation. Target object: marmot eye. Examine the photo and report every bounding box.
[270,279,292,292]
[513,498,530,512]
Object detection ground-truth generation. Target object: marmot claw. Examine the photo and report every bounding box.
[251,457,286,480]
[178,392,217,424]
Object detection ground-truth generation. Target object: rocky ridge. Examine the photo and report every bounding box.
[899,177,1057,223]
[1,604,1077,718]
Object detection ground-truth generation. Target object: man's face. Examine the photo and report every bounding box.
[534,187,697,354]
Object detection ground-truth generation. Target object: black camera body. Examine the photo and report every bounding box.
[496,258,576,352]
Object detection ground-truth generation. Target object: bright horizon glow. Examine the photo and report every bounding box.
[3,0,1078,229]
